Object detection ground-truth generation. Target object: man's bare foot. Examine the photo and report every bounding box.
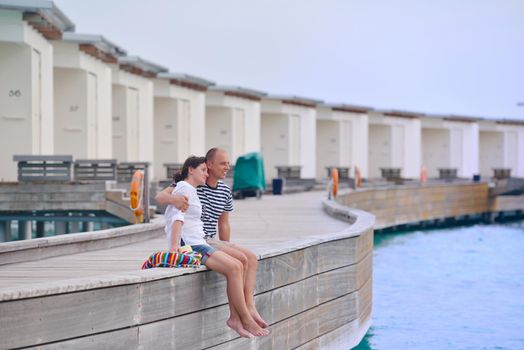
[249,306,269,328]
[242,318,270,336]
[227,318,254,338]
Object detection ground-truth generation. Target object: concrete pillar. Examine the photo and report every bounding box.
[55,221,67,235]
[0,220,11,242]
[18,220,32,240]
[36,221,45,238]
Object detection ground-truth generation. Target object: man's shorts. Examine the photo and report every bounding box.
[191,244,217,265]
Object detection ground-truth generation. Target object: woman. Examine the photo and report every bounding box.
[165,156,268,338]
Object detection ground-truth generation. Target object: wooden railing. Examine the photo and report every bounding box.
[276,165,301,179]
[13,155,73,182]
[493,168,511,180]
[380,167,401,181]
[326,166,350,179]
[74,159,117,181]
[438,168,458,181]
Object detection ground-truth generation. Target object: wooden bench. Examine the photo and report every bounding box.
[74,159,117,181]
[493,168,511,180]
[438,168,458,181]
[13,155,73,182]
[325,166,350,179]
[116,162,150,183]
[276,165,301,179]
[163,163,183,180]
[380,167,401,181]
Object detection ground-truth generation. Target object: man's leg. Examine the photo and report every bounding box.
[207,239,268,328]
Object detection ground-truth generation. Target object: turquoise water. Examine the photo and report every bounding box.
[0,210,128,242]
[355,221,524,350]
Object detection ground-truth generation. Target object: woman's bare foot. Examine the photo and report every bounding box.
[227,318,254,338]
[249,306,268,328]
[242,318,269,336]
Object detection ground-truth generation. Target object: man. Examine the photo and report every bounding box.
[155,148,268,335]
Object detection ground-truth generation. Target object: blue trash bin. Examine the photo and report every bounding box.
[272,178,283,195]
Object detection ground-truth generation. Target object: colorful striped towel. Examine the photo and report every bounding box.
[141,251,202,269]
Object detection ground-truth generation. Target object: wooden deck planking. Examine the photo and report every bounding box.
[0,190,348,291]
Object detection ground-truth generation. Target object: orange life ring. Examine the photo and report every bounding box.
[355,166,362,188]
[331,167,339,197]
[420,166,428,184]
[130,170,144,224]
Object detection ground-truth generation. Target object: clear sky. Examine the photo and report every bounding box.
[54,0,524,120]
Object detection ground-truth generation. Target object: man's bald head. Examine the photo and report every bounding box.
[205,148,230,182]
[205,147,220,162]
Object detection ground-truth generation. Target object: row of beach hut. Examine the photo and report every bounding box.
[1,0,523,183]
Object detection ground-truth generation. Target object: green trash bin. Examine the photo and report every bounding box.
[232,152,266,199]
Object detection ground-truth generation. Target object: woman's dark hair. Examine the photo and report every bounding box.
[173,156,206,183]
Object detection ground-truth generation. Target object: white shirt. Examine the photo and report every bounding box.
[164,181,207,248]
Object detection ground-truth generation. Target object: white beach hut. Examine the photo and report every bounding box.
[478,119,524,178]
[111,56,167,178]
[53,33,125,159]
[261,96,322,181]
[0,0,73,181]
[316,104,372,179]
[368,110,422,179]
[206,86,266,165]
[153,73,214,180]
[421,115,480,178]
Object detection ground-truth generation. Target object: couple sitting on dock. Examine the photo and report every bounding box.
[155,148,269,338]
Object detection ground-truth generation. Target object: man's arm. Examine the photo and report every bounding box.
[155,186,189,211]
[217,212,231,242]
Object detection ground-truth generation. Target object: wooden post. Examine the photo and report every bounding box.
[0,220,11,242]
[143,163,150,223]
[83,222,94,232]
[69,221,81,233]
[18,220,32,240]
[36,221,45,238]
[55,221,67,235]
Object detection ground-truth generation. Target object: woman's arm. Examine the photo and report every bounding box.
[170,220,183,252]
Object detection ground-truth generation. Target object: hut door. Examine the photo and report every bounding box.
[112,86,126,161]
[178,99,190,158]
[391,125,404,168]
[506,131,518,171]
[289,115,301,165]
[233,108,245,161]
[87,72,98,157]
[127,87,139,160]
[340,120,352,166]
[31,48,42,154]
[449,128,463,171]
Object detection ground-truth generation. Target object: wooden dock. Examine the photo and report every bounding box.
[0,190,374,349]
[0,191,348,291]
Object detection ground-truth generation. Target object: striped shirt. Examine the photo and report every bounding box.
[197,181,233,238]
[171,180,233,238]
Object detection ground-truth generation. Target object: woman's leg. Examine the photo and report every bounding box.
[204,251,268,336]
[215,244,268,328]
